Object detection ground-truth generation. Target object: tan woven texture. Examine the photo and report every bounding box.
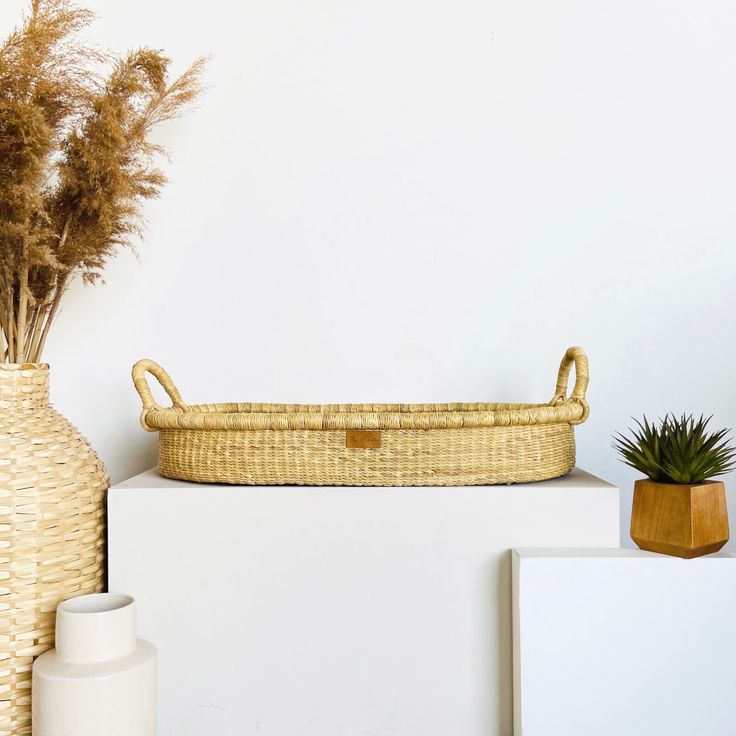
[0,365,107,735]
[134,346,590,486]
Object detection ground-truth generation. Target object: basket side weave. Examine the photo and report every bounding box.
[158,424,576,486]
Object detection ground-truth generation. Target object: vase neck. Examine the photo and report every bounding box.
[0,364,50,408]
[56,594,138,663]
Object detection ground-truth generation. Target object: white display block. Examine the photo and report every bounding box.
[512,548,736,736]
[108,469,618,736]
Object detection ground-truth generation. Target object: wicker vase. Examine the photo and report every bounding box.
[0,363,107,735]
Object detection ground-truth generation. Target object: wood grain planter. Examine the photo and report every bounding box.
[630,479,729,558]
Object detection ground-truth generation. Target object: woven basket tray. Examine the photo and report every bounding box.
[132,346,590,486]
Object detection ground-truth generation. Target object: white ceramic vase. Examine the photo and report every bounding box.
[32,593,157,736]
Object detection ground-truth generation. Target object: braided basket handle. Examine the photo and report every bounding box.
[550,346,590,425]
[132,359,187,432]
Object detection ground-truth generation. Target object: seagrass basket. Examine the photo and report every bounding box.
[132,346,590,486]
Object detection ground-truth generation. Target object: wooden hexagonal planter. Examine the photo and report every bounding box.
[630,479,730,558]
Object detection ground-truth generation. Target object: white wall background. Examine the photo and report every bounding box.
[3,0,736,545]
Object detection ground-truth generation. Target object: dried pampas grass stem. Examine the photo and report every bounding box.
[0,0,207,362]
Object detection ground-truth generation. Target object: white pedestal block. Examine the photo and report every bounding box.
[108,468,618,736]
[512,548,736,736]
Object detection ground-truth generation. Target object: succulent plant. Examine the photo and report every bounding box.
[613,414,736,484]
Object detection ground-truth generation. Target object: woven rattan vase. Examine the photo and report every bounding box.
[0,364,107,735]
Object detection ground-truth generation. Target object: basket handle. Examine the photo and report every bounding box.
[550,346,589,424]
[132,359,187,431]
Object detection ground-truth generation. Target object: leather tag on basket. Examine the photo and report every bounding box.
[346,430,381,449]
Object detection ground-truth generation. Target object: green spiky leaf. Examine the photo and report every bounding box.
[612,414,736,484]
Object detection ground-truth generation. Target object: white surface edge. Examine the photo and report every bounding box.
[113,466,617,491]
[514,548,736,559]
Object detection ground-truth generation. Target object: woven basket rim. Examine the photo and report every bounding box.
[142,399,587,431]
[132,347,591,431]
[0,362,49,371]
